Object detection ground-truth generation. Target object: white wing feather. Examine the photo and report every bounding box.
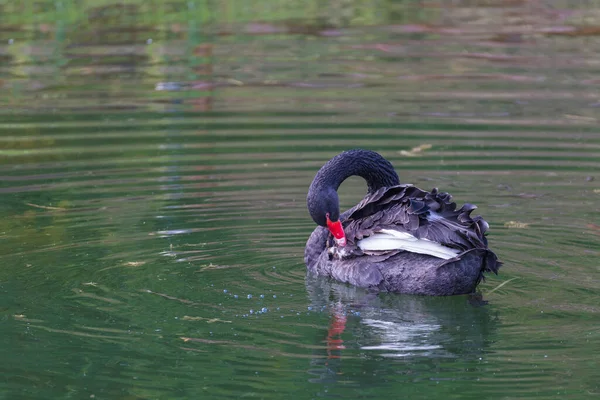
[357,229,460,260]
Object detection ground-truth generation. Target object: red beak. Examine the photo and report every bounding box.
[326,215,346,247]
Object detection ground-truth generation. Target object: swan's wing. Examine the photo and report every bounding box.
[342,185,491,253]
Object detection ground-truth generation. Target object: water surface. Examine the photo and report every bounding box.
[1,1,599,399]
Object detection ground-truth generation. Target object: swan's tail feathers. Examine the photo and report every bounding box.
[485,251,502,275]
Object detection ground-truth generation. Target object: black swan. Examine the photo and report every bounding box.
[304,149,500,296]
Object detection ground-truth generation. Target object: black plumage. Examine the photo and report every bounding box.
[305,149,501,296]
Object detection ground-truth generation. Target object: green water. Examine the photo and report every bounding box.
[1,1,600,399]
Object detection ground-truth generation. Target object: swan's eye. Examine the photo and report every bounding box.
[325,212,330,219]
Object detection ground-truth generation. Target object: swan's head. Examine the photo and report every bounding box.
[307,188,347,246]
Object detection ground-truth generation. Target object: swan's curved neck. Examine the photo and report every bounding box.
[307,150,400,226]
[310,149,400,195]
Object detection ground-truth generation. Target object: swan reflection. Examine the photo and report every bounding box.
[306,275,498,360]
